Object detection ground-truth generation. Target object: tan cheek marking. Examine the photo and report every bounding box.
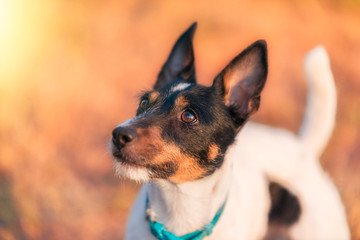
[168,156,206,184]
[152,144,206,184]
[150,144,180,165]
[208,144,220,161]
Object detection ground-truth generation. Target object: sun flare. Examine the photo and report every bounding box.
[0,0,53,84]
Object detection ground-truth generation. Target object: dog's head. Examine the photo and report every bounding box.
[110,23,267,183]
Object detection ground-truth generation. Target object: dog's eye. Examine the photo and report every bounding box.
[181,110,197,123]
[140,98,149,110]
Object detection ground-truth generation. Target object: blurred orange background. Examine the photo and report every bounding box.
[0,0,359,239]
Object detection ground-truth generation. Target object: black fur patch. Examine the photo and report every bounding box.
[268,182,301,226]
[147,162,177,179]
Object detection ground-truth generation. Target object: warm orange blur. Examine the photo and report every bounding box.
[0,0,359,239]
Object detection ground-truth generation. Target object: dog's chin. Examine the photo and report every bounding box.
[113,161,151,183]
[109,143,150,183]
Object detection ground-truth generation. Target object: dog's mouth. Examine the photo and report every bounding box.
[112,150,135,165]
[112,150,124,161]
[111,145,145,168]
[111,145,152,182]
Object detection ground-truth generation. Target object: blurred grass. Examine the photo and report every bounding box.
[0,0,359,239]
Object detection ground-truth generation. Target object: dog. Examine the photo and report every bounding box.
[110,23,350,239]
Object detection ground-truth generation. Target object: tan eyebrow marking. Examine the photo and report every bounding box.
[148,91,160,102]
[175,95,189,106]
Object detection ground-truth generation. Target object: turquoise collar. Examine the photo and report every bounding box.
[146,194,226,240]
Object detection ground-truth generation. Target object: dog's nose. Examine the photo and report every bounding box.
[112,126,136,147]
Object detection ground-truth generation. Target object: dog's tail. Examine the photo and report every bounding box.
[298,46,336,158]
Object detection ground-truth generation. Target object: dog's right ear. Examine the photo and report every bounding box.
[213,40,268,129]
[154,22,197,90]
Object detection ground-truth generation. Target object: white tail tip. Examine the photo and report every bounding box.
[299,46,336,157]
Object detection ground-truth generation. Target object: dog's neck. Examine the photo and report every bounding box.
[146,155,233,236]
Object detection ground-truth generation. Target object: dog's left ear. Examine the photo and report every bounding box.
[154,22,197,90]
[213,40,268,128]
